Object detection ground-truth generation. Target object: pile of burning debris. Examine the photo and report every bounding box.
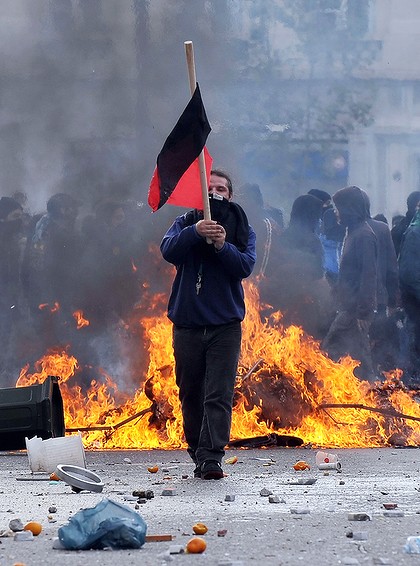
[2,282,420,451]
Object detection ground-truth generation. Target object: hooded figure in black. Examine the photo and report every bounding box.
[260,194,334,339]
[238,183,283,278]
[322,186,378,381]
[0,197,24,385]
[391,191,420,257]
[360,191,399,313]
[22,192,82,314]
[398,202,420,382]
[360,190,400,374]
[21,192,82,354]
[79,200,141,328]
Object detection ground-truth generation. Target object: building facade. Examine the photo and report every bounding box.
[349,0,420,219]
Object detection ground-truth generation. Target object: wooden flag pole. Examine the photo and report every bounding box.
[184,41,211,221]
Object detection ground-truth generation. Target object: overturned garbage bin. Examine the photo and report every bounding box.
[0,376,65,450]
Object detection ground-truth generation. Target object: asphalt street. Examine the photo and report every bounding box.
[1,446,420,565]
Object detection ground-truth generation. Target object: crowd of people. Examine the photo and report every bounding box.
[158,172,420,480]
[0,180,419,392]
[0,190,166,387]
[2,175,420,479]
[244,183,420,384]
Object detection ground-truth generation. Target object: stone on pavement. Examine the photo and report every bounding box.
[1,447,420,565]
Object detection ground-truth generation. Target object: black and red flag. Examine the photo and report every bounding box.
[148,83,212,212]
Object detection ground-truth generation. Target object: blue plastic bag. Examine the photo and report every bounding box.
[58,498,147,550]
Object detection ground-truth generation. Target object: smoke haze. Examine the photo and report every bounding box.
[0,1,413,392]
[0,1,355,218]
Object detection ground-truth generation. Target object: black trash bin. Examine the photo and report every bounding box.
[0,376,65,450]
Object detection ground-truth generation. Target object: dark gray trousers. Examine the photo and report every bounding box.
[173,321,241,465]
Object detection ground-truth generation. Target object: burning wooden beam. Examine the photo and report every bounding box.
[318,403,420,424]
[65,406,153,433]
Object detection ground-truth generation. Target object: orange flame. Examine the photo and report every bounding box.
[72,310,90,329]
[38,302,60,313]
[17,282,420,449]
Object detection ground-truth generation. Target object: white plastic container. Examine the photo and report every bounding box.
[25,433,86,473]
[404,536,420,554]
[316,450,341,470]
[318,461,342,471]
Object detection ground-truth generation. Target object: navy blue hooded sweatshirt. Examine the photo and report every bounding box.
[160,201,256,328]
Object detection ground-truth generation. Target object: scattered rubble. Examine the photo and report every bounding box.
[3,448,420,564]
[132,489,154,499]
[383,510,404,517]
[9,519,24,532]
[161,488,177,496]
[268,495,284,504]
[290,508,310,514]
[14,531,34,542]
[168,544,184,554]
[348,513,371,521]
[346,530,368,540]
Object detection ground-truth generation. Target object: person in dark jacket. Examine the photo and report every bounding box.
[260,194,334,339]
[161,170,256,480]
[361,191,399,313]
[0,197,24,385]
[21,192,82,350]
[322,186,378,381]
[238,183,283,279]
[360,190,400,374]
[373,213,388,225]
[398,200,420,380]
[391,191,420,256]
[79,200,140,328]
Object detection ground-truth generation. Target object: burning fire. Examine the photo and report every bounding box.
[73,310,90,329]
[16,282,420,449]
[39,302,60,313]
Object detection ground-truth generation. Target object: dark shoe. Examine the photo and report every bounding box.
[201,460,224,480]
[193,465,201,478]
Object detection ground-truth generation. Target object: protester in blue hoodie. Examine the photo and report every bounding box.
[160,170,256,480]
[308,188,345,287]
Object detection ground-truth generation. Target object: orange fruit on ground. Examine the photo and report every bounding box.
[50,472,60,481]
[186,537,207,554]
[293,460,310,471]
[24,521,42,536]
[147,465,159,473]
[192,522,208,535]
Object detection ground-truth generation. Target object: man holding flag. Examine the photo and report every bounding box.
[149,75,256,478]
[160,170,256,479]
